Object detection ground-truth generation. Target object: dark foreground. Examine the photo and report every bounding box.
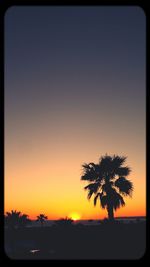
[5,221,146,259]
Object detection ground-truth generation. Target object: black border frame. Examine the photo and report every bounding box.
[0,0,148,264]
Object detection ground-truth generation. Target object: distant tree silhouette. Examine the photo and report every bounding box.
[81,155,133,221]
[19,214,31,228]
[36,214,48,226]
[5,210,31,229]
[5,210,21,229]
[55,217,73,227]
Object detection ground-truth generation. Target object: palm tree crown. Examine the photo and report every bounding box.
[5,210,31,228]
[36,214,48,226]
[19,214,31,228]
[81,155,133,220]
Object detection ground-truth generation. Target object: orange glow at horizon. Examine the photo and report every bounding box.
[69,212,81,221]
[5,140,146,220]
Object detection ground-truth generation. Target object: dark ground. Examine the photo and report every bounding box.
[5,221,146,260]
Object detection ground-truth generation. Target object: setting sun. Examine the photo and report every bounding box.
[69,212,81,221]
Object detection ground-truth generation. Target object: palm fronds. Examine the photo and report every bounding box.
[80,154,133,220]
[81,163,99,181]
[110,190,125,210]
[100,195,108,209]
[94,193,101,206]
[115,177,133,196]
[115,167,131,177]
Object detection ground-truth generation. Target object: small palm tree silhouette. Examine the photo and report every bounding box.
[5,210,31,228]
[36,214,48,226]
[55,217,73,227]
[19,214,31,228]
[81,155,133,221]
[5,210,21,229]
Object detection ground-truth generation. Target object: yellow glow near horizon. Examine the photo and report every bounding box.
[69,212,81,221]
[5,141,146,220]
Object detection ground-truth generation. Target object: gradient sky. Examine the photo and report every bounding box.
[5,6,146,220]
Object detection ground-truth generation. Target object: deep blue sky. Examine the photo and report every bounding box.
[5,6,145,116]
[5,5,146,146]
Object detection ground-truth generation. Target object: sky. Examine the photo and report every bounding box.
[5,6,146,220]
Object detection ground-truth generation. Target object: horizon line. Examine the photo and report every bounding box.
[30,215,146,221]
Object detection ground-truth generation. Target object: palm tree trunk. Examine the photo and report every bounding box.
[107,205,114,221]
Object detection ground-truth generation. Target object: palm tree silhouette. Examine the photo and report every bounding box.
[55,217,73,227]
[36,214,48,226]
[19,214,31,228]
[5,210,21,229]
[5,210,31,228]
[81,155,133,221]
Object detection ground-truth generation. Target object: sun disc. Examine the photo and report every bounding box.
[69,212,81,221]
